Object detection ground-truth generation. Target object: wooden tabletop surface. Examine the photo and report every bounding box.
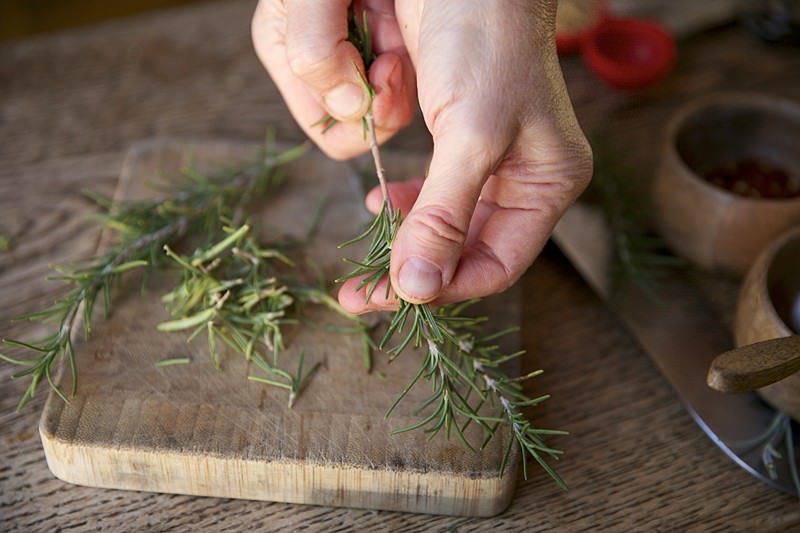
[2,1,800,530]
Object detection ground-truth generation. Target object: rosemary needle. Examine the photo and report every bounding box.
[155,357,192,367]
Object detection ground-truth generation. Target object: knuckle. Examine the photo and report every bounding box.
[406,206,468,250]
[523,134,594,206]
[459,129,508,170]
[474,240,514,293]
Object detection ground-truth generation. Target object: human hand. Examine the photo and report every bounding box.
[252,0,418,160]
[337,0,593,313]
[252,1,592,313]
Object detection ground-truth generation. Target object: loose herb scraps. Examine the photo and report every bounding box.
[156,220,369,408]
[0,139,307,411]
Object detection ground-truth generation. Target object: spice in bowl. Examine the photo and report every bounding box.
[702,158,800,199]
[651,93,800,275]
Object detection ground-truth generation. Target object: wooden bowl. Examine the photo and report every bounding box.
[652,93,800,275]
[735,226,800,418]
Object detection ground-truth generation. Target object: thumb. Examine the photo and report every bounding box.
[389,125,507,304]
[285,0,370,121]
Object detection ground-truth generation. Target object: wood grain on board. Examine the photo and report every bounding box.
[38,140,522,517]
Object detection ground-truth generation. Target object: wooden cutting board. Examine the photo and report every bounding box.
[38,139,522,517]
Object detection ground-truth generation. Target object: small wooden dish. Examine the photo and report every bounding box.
[652,93,800,275]
[735,226,800,419]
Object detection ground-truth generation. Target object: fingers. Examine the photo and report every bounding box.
[361,0,406,55]
[252,0,417,160]
[342,154,589,314]
[338,178,423,314]
[387,113,512,304]
[367,52,417,135]
[306,51,414,159]
[336,205,544,314]
[364,178,424,215]
[443,206,552,301]
[339,200,559,314]
[337,276,397,314]
[284,0,369,121]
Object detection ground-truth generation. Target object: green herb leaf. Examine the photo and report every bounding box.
[155,357,192,367]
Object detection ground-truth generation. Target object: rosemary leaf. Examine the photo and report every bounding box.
[155,357,192,367]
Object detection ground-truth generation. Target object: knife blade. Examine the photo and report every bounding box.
[552,201,798,496]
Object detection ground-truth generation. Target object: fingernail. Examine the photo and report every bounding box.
[324,83,365,119]
[398,257,442,301]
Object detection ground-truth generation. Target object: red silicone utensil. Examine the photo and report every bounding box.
[581,17,676,90]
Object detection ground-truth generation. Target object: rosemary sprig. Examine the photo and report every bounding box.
[731,412,800,495]
[339,203,567,487]
[0,139,307,411]
[589,133,684,300]
[329,7,567,486]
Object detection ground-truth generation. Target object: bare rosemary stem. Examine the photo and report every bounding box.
[365,111,394,218]
[117,218,189,265]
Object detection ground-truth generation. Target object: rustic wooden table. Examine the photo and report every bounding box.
[2,1,800,530]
